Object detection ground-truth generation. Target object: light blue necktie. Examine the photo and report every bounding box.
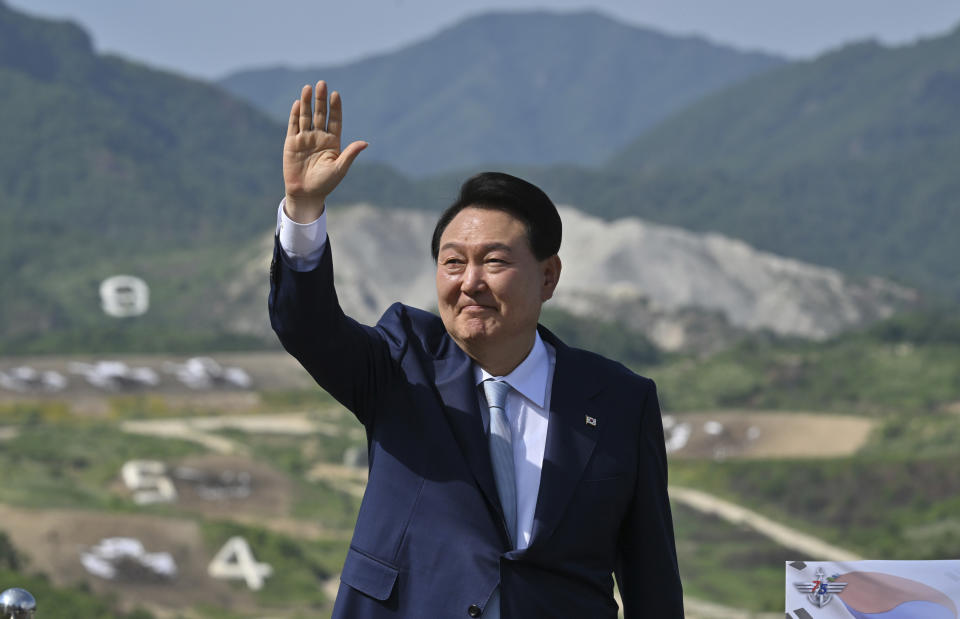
[483,379,517,547]
[483,378,515,619]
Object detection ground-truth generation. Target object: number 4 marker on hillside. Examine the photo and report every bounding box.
[208,536,273,590]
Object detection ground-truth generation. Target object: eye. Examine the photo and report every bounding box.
[441,257,465,271]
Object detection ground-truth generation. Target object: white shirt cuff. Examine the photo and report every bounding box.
[276,198,328,271]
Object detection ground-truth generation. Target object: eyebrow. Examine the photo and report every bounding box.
[439,242,514,254]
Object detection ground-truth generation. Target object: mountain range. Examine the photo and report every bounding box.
[0,2,954,355]
[224,13,960,299]
[320,24,960,300]
[220,10,783,176]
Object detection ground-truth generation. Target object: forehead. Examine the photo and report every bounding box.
[439,207,528,247]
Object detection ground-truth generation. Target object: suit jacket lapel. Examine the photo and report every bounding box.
[432,346,503,527]
[528,328,601,548]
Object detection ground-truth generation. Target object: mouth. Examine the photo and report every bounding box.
[458,304,495,314]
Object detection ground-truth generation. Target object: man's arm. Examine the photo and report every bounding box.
[270,81,393,426]
[614,380,685,617]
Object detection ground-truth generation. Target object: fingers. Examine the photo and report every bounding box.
[287,99,300,137]
[336,140,368,175]
[291,81,343,136]
[314,80,328,133]
[327,90,343,138]
[298,84,313,132]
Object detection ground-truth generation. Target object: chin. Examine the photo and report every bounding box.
[453,318,499,344]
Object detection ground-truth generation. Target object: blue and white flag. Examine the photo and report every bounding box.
[786,561,960,619]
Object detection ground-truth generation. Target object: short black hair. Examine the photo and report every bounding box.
[431,172,562,261]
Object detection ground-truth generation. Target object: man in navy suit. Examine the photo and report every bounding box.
[269,81,683,618]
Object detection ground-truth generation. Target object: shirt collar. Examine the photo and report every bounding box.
[474,331,550,408]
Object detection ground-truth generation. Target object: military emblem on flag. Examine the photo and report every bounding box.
[794,567,847,608]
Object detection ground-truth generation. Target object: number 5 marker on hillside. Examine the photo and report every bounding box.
[122,460,177,504]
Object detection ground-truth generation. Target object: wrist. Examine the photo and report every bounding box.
[283,194,326,223]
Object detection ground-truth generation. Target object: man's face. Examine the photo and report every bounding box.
[436,207,560,353]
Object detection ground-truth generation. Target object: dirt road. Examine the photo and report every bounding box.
[670,485,862,561]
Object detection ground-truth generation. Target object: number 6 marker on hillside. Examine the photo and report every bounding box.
[208,536,273,590]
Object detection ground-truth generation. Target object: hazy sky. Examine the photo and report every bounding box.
[8,0,960,79]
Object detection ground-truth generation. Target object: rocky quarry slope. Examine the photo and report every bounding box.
[229,204,916,353]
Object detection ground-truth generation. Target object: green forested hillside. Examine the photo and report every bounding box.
[0,3,282,252]
[0,2,280,349]
[220,10,783,176]
[594,27,960,298]
[0,3,413,353]
[614,29,960,173]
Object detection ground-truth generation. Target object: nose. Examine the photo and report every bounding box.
[460,263,486,295]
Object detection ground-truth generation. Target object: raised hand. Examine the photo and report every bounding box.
[283,80,367,222]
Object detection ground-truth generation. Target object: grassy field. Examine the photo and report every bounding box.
[0,414,204,510]
[646,338,960,415]
[1,316,958,616]
[670,452,960,561]
[0,394,363,618]
[655,321,960,566]
[672,503,787,613]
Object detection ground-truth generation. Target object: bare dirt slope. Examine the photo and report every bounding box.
[665,411,875,459]
[0,503,255,613]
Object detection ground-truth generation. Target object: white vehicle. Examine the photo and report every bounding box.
[164,357,252,389]
[80,537,177,581]
[68,360,159,390]
[0,366,67,392]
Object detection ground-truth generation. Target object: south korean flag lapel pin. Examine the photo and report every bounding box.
[585,414,597,427]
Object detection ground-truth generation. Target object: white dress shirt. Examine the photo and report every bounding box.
[276,200,554,549]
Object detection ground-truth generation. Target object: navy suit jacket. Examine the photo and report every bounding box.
[269,237,684,618]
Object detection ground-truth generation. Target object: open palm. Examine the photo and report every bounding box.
[283,81,367,220]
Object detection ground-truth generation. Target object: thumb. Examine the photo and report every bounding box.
[337,140,368,176]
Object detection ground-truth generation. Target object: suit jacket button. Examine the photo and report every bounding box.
[467,604,482,617]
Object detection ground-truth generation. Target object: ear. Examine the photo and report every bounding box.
[540,255,562,302]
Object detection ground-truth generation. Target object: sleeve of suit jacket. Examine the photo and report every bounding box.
[268,234,400,428]
[615,379,685,617]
